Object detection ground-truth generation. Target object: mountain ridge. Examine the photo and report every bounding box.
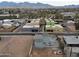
[0,1,79,8]
[0,1,53,9]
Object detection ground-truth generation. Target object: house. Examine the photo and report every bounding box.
[61,12,76,18]
[23,23,39,32]
[0,14,19,19]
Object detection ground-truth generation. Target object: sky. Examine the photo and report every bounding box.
[0,0,79,6]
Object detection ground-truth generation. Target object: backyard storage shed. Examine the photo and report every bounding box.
[63,36,79,57]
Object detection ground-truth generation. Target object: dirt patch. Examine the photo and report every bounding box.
[0,35,33,57]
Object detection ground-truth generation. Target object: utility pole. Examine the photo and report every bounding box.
[39,17,46,32]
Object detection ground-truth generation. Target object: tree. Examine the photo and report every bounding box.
[75,13,79,19]
[55,12,63,19]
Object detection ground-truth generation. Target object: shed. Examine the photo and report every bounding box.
[63,36,79,57]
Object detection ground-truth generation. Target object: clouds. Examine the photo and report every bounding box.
[0,0,79,6]
[48,0,79,6]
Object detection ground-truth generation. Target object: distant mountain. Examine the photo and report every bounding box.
[63,5,79,8]
[0,1,79,9]
[0,1,53,9]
